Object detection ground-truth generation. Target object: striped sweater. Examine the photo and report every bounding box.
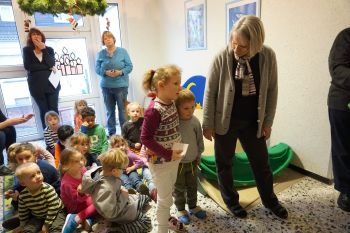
[43,126,58,150]
[141,98,181,163]
[18,182,64,227]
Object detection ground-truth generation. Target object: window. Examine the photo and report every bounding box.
[46,38,92,97]
[0,0,22,65]
[34,13,83,28]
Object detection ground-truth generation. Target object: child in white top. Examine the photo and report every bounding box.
[141,65,185,233]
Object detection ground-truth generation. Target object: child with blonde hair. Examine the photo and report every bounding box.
[60,148,96,233]
[74,99,88,132]
[69,132,99,169]
[13,162,65,233]
[81,148,152,232]
[110,135,149,195]
[122,102,144,153]
[43,111,60,154]
[141,65,185,232]
[174,89,206,224]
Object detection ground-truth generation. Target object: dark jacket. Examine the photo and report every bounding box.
[328,28,350,111]
[22,46,60,96]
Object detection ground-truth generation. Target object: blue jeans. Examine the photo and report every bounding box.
[101,87,128,136]
[142,167,156,191]
[120,171,143,190]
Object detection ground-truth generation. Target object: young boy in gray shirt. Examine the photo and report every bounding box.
[174,89,207,225]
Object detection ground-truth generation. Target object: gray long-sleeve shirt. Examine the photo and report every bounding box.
[179,115,204,163]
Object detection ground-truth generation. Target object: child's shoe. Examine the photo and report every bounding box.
[137,183,149,195]
[83,217,94,231]
[62,213,78,233]
[128,188,137,194]
[176,210,190,225]
[149,188,157,203]
[189,206,207,220]
[168,216,187,232]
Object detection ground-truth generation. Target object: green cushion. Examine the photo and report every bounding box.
[199,143,293,187]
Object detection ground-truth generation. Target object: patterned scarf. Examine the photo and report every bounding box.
[234,55,256,96]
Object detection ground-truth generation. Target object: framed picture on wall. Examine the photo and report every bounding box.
[185,0,207,50]
[226,0,261,43]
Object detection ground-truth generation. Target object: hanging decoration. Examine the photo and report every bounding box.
[106,17,110,31]
[24,19,31,32]
[67,14,78,30]
[17,0,108,16]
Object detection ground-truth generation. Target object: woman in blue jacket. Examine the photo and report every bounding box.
[22,28,60,129]
[95,31,133,136]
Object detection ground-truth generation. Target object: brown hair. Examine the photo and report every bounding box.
[143,64,181,93]
[98,148,129,172]
[26,27,46,47]
[175,88,195,108]
[15,142,36,157]
[70,132,90,147]
[59,148,85,177]
[101,31,116,45]
[109,135,128,150]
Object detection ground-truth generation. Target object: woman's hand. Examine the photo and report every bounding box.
[203,128,215,141]
[263,127,272,140]
[33,38,46,50]
[105,69,122,78]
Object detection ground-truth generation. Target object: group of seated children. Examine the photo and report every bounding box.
[3,87,207,233]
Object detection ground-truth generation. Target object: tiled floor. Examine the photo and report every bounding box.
[1,174,350,232]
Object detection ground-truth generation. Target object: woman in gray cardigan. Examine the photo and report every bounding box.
[202,16,288,219]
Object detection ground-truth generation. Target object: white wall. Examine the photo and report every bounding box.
[125,0,350,178]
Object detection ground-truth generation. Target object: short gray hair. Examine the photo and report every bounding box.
[229,15,265,57]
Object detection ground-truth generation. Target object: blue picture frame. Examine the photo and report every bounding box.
[226,0,261,43]
[185,0,207,50]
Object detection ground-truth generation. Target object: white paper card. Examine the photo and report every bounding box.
[172,143,189,156]
[48,70,61,89]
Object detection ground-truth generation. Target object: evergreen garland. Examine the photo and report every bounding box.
[17,0,108,16]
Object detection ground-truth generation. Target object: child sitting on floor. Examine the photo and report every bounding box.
[81,148,152,232]
[109,135,149,195]
[60,148,96,233]
[122,102,144,153]
[43,111,60,154]
[13,162,65,233]
[69,132,99,169]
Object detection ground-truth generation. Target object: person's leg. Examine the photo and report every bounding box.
[186,162,198,209]
[22,216,44,233]
[101,87,117,136]
[31,94,49,129]
[49,209,66,233]
[238,122,278,207]
[0,131,6,165]
[3,125,16,151]
[45,86,60,114]
[115,87,128,129]
[148,160,180,233]
[128,170,143,189]
[214,131,238,207]
[173,163,187,211]
[120,173,133,189]
[329,108,350,194]
[142,167,156,191]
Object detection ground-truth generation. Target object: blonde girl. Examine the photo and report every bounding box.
[60,148,96,232]
[69,132,99,169]
[74,99,88,132]
[141,64,185,233]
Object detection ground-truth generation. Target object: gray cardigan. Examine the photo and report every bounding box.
[202,45,278,137]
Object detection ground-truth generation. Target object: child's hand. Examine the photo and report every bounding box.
[41,223,49,233]
[171,150,183,161]
[82,121,89,126]
[125,166,135,174]
[4,189,14,199]
[146,148,155,157]
[13,226,23,233]
[77,184,82,193]
[135,143,141,149]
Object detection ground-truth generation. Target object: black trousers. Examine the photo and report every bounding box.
[329,108,350,194]
[31,84,60,129]
[0,110,16,165]
[214,118,278,208]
